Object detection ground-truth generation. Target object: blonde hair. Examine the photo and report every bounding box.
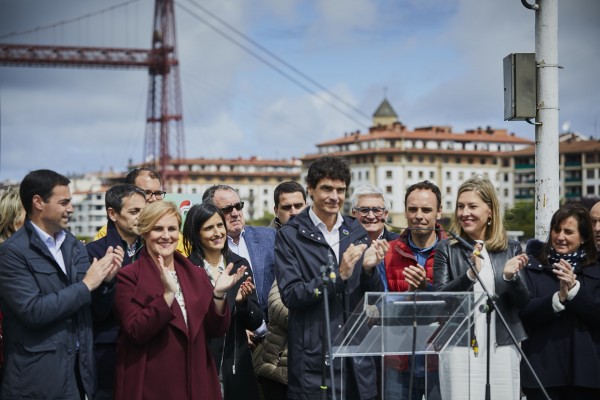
[136,201,181,237]
[0,186,24,243]
[449,176,507,252]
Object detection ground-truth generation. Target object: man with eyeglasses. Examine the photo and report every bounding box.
[93,168,187,255]
[269,181,307,229]
[351,183,399,243]
[275,156,388,400]
[202,184,276,343]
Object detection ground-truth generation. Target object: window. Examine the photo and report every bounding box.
[418,171,424,179]
[386,186,393,194]
[459,172,464,180]
[429,171,434,179]
[587,169,595,179]
[387,155,394,162]
[446,187,451,194]
[587,185,595,195]
[455,157,461,164]
[446,171,451,179]
[408,171,413,178]
[386,170,393,179]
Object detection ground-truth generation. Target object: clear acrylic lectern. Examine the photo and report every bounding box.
[332,291,480,400]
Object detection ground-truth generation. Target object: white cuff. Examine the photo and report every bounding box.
[467,269,477,282]
[552,281,581,313]
[552,292,565,313]
[566,280,580,300]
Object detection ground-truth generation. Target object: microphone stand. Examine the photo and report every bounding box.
[408,286,419,400]
[447,231,550,400]
[320,253,337,400]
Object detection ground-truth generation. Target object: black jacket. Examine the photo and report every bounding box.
[520,240,600,389]
[275,208,383,400]
[433,238,529,345]
[189,251,263,400]
[85,219,142,390]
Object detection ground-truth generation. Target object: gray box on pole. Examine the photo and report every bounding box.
[503,53,537,121]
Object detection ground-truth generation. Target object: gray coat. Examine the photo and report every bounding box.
[433,238,529,345]
[0,219,114,399]
[275,208,383,400]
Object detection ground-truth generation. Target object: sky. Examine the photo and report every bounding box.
[0,0,599,182]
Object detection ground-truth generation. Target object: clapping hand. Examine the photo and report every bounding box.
[214,263,248,298]
[236,276,255,304]
[339,243,367,281]
[362,239,390,270]
[553,259,577,303]
[403,264,427,290]
[503,254,528,280]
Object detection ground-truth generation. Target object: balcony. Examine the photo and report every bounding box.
[515,164,535,169]
[515,194,534,199]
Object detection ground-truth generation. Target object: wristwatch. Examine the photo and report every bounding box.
[213,292,227,300]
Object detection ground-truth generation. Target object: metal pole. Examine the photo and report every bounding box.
[534,0,560,239]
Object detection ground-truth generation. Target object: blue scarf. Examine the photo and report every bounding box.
[548,246,586,272]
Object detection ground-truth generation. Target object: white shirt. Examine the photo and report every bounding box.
[228,228,267,337]
[228,229,253,271]
[308,207,344,263]
[31,222,67,275]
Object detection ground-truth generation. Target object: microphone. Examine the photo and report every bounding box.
[446,230,484,260]
[326,251,336,283]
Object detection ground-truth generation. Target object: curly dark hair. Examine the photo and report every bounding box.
[305,156,351,189]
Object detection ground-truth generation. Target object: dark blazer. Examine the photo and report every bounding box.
[189,251,263,400]
[242,225,276,316]
[86,219,142,391]
[113,248,229,400]
[275,208,383,400]
[433,238,529,345]
[0,219,113,399]
[381,227,400,242]
[520,240,600,389]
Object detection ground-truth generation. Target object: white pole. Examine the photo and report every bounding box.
[534,0,560,239]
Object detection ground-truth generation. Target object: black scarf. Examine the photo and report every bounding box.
[548,246,587,272]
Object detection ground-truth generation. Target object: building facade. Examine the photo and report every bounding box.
[302,99,534,225]
[508,139,600,203]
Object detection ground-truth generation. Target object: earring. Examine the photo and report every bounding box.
[487,218,492,226]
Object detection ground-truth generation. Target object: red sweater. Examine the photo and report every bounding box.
[382,226,446,371]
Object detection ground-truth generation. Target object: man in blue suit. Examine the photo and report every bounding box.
[203,184,275,343]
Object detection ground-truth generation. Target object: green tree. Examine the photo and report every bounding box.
[504,202,535,240]
[247,211,275,227]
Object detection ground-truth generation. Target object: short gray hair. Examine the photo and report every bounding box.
[351,183,391,209]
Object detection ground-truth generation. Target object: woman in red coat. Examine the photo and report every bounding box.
[113,201,247,400]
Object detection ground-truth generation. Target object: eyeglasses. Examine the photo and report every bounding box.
[278,203,305,212]
[144,190,166,200]
[220,202,244,214]
[353,207,385,217]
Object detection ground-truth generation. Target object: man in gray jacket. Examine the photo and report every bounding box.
[275,156,388,399]
[0,169,123,399]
